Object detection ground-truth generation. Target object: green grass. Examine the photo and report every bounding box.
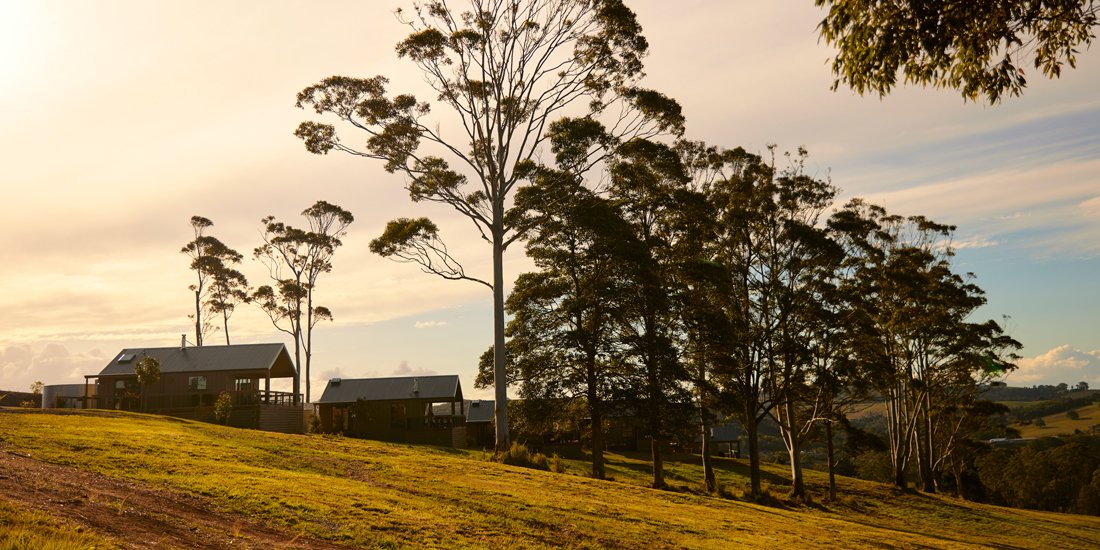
[1018,403,1100,438]
[0,497,118,550]
[2,409,1100,548]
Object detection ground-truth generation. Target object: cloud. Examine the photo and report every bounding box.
[954,236,1000,250]
[1080,196,1100,217]
[1007,345,1100,386]
[392,360,437,377]
[414,321,448,329]
[0,343,105,391]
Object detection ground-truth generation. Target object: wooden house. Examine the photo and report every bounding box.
[86,342,303,433]
[315,375,466,447]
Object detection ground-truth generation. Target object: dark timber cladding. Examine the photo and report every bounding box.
[315,375,466,447]
[87,343,303,433]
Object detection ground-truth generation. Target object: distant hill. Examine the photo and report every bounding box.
[2,409,1099,548]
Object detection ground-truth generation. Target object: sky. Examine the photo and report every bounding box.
[1,0,1098,399]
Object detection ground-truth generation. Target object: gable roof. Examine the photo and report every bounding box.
[316,375,461,404]
[97,343,296,378]
[465,400,495,423]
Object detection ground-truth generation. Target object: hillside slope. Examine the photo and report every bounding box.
[2,409,1099,549]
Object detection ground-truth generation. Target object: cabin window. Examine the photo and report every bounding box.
[390,404,406,429]
[234,378,253,392]
[188,376,207,391]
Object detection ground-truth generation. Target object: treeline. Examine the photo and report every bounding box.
[978,435,1100,514]
[1011,394,1100,422]
[474,136,1020,501]
[983,382,1090,402]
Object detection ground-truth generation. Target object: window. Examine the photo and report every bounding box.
[234,378,254,392]
[235,378,255,404]
[188,376,207,391]
[390,404,406,429]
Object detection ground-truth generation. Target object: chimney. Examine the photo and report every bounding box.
[181,334,186,349]
[412,378,419,395]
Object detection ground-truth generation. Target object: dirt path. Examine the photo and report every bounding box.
[0,448,348,549]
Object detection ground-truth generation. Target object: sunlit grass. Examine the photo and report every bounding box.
[0,497,118,550]
[1017,403,1100,438]
[2,409,1099,548]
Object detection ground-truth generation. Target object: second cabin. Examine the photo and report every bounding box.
[314,375,466,447]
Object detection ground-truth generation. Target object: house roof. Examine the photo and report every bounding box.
[97,343,296,378]
[315,375,461,404]
[466,400,495,423]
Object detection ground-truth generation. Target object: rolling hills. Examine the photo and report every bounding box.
[2,408,1099,548]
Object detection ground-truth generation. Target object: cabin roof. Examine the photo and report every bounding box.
[315,375,461,404]
[465,399,495,423]
[97,343,296,378]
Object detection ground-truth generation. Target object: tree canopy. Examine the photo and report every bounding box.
[816,0,1099,102]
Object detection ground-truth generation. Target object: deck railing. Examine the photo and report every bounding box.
[104,389,303,411]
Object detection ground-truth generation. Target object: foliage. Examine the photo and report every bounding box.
[133,357,161,387]
[815,0,1100,102]
[1012,394,1099,421]
[253,200,353,403]
[977,435,1100,514]
[214,392,233,425]
[181,216,247,346]
[296,0,683,448]
[29,381,43,396]
[490,441,553,471]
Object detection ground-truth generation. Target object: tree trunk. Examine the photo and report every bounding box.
[699,396,717,490]
[826,420,837,502]
[223,311,231,345]
[746,406,762,498]
[194,289,203,347]
[305,292,314,404]
[919,394,936,493]
[783,400,805,499]
[492,234,510,450]
[651,437,665,488]
[588,381,606,480]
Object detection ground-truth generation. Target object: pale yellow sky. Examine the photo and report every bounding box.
[2,0,1099,395]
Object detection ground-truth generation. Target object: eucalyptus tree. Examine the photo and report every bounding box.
[295,0,683,447]
[749,149,842,499]
[828,199,1021,491]
[815,0,1099,102]
[207,263,250,345]
[181,216,244,346]
[667,142,784,497]
[254,201,354,404]
[506,172,636,479]
[607,139,693,488]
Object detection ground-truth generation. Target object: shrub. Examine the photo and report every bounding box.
[491,442,551,471]
[19,400,36,409]
[308,413,323,434]
[549,453,567,474]
[214,392,233,425]
[1068,410,1080,420]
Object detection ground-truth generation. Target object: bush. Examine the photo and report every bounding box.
[18,400,36,409]
[214,392,233,425]
[491,442,552,471]
[1068,410,1080,420]
[308,413,323,434]
[549,453,567,474]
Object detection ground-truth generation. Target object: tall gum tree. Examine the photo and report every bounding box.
[254,201,353,404]
[295,0,682,447]
[181,216,245,347]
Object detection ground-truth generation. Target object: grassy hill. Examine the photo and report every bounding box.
[2,409,1099,548]
[1017,402,1100,438]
